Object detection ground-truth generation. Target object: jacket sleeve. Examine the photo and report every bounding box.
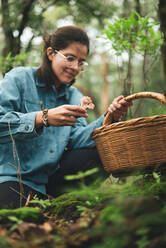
[68,114,104,149]
[0,70,41,143]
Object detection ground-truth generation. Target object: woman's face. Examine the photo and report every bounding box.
[48,42,88,86]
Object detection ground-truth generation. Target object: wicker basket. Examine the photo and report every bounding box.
[91,92,166,173]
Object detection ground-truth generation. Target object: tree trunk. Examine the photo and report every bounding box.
[1,0,36,57]
[135,0,141,15]
[122,49,133,97]
[100,54,110,114]
[122,0,130,18]
[158,0,166,86]
[1,0,15,56]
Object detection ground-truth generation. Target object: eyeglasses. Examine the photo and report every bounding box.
[54,50,88,72]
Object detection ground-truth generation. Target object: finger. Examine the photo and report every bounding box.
[65,110,88,118]
[119,99,133,107]
[58,117,78,126]
[112,102,122,109]
[65,105,87,113]
[113,96,133,106]
[112,97,124,106]
[114,95,125,103]
[108,102,123,112]
[108,104,117,113]
[62,116,78,122]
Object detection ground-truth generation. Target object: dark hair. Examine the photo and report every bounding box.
[36,26,90,87]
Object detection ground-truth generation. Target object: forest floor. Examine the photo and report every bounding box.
[1,168,166,248]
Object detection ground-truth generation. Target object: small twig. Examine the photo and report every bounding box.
[25,192,32,207]
[8,122,24,208]
[144,49,161,75]
[116,56,124,87]
[9,186,27,200]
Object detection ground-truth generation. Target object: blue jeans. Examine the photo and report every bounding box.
[0,148,106,209]
[46,147,106,197]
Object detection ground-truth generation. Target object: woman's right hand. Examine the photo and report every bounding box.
[35,105,88,128]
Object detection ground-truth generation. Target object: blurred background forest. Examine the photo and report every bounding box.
[0,0,166,122]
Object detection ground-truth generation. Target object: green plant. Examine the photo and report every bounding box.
[152,172,161,184]
[64,167,99,181]
[7,216,23,234]
[150,105,166,115]
[0,207,44,223]
[0,52,29,75]
[102,11,162,56]
[0,237,11,248]
[29,195,52,209]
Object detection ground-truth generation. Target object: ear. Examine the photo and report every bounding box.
[46,47,55,61]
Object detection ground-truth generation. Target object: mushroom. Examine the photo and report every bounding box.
[81,96,95,110]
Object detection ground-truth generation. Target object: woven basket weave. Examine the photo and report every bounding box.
[91,92,166,173]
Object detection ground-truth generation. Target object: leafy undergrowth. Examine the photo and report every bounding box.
[1,171,166,248]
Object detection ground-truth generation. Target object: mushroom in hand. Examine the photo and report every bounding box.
[81,96,95,110]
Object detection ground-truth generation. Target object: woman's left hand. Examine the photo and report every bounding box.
[107,95,133,121]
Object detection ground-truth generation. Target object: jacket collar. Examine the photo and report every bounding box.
[35,76,69,100]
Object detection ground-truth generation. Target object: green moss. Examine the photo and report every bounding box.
[1,174,166,247]
[99,204,124,225]
[0,207,44,224]
[48,184,114,219]
[48,175,166,220]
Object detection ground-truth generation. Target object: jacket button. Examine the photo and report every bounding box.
[25,125,29,131]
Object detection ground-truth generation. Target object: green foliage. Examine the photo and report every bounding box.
[47,182,113,219]
[7,216,23,234]
[64,167,99,180]
[99,204,124,225]
[1,173,166,247]
[46,173,166,221]
[0,53,29,75]
[63,0,116,25]
[89,178,166,247]
[102,11,163,56]
[0,207,44,224]
[136,235,149,248]
[91,236,128,248]
[150,105,166,115]
[0,238,11,248]
[29,195,52,209]
[153,172,161,184]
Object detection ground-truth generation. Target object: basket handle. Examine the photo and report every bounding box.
[103,92,166,126]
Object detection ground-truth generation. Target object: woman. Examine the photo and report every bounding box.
[0,26,131,208]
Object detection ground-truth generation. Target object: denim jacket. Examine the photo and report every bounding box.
[0,67,104,194]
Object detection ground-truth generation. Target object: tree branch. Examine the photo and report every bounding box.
[18,0,37,38]
[1,0,14,39]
